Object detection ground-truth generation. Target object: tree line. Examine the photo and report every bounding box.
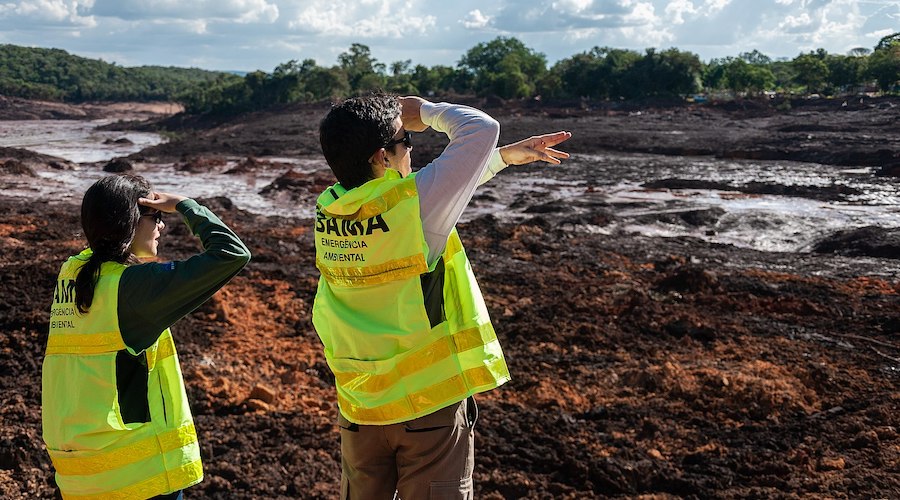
[0,44,240,102]
[180,33,900,114]
[1,34,898,115]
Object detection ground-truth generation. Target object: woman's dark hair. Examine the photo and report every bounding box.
[74,174,151,313]
[319,93,400,190]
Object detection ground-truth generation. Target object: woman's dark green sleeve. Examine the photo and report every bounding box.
[117,199,251,353]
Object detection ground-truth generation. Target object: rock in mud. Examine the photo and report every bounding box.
[874,163,900,177]
[103,137,134,145]
[102,158,133,172]
[176,156,227,173]
[0,159,36,176]
[259,169,334,198]
[811,226,900,259]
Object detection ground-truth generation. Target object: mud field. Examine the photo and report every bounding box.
[1,96,899,498]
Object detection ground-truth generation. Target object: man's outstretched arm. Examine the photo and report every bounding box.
[478,131,572,186]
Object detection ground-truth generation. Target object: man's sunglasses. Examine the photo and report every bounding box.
[384,130,412,150]
[140,210,163,224]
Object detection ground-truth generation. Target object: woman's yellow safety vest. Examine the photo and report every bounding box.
[42,249,202,499]
[312,170,511,425]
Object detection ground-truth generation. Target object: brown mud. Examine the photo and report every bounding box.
[1,96,899,498]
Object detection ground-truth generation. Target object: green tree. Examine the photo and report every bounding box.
[553,46,640,99]
[826,54,866,92]
[703,58,729,90]
[621,48,701,99]
[769,59,796,92]
[0,43,239,103]
[458,37,547,98]
[739,50,772,66]
[409,64,467,95]
[386,60,417,94]
[269,59,306,104]
[554,52,600,98]
[874,32,900,52]
[302,66,350,100]
[338,43,386,92]
[724,58,775,95]
[867,40,900,92]
[596,47,642,98]
[792,51,830,94]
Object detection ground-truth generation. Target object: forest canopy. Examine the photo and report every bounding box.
[1,33,898,116]
[0,44,241,102]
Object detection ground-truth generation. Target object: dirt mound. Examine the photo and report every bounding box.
[0,147,73,171]
[643,178,861,203]
[812,226,900,259]
[259,169,336,200]
[0,159,35,176]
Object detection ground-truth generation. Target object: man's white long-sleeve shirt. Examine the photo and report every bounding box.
[414,102,507,266]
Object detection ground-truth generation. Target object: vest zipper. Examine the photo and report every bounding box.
[159,377,167,424]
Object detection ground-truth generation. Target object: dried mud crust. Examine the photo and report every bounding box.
[1,195,898,499]
[128,96,900,174]
[0,96,182,121]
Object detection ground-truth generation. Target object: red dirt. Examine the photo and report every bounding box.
[1,97,899,498]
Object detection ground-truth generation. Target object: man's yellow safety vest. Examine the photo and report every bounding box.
[312,170,511,425]
[42,249,202,499]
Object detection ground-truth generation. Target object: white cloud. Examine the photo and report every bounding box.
[0,0,95,26]
[806,0,867,48]
[552,0,594,14]
[742,0,882,58]
[664,0,730,24]
[866,28,895,39]
[234,0,279,23]
[489,0,659,33]
[166,18,208,35]
[665,0,698,24]
[288,0,436,38]
[462,9,491,29]
[90,0,279,23]
[780,11,813,30]
[623,0,658,25]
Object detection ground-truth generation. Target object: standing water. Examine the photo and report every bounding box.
[1,120,898,256]
[0,119,164,163]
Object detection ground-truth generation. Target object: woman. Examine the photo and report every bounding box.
[42,174,251,499]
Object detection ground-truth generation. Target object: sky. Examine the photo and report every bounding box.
[0,0,897,73]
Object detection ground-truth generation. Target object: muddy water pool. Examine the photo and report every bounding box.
[0,119,164,163]
[1,122,898,256]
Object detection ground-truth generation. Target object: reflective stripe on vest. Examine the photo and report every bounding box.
[337,357,508,423]
[313,172,511,425]
[49,423,197,476]
[332,323,498,393]
[58,459,202,500]
[43,249,202,498]
[45,331,126,355]
[316,253,427,287]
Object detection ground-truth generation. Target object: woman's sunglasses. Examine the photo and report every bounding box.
[140,210,163,224]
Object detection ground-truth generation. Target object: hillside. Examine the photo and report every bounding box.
[0,44,240,102]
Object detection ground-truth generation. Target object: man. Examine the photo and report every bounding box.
[313,94,570,499]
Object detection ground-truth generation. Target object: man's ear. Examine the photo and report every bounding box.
[369,147,388,167]
[369,148,388,178]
